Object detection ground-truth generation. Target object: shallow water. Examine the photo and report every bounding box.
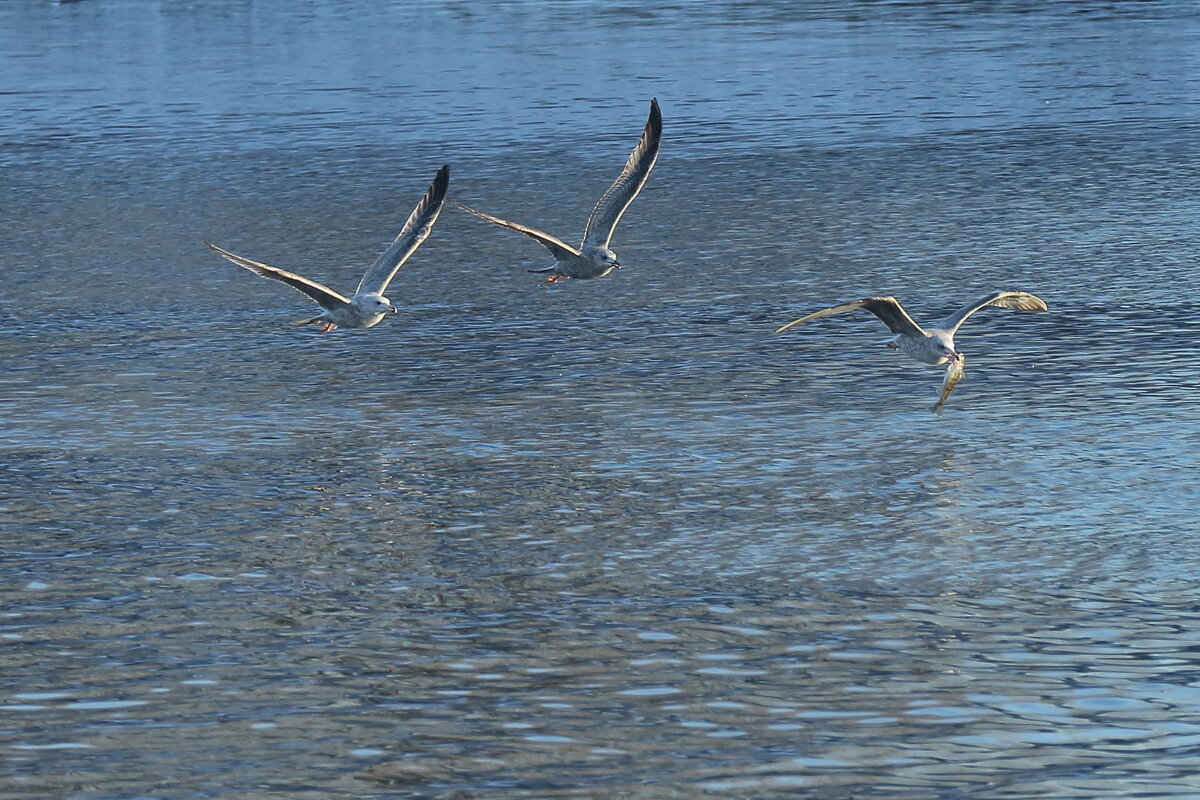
[4,1,1200,798]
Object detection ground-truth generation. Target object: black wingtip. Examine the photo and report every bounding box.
[426,163,450,208]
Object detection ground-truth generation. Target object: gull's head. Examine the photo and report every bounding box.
[930,333,959,365]
[355,293,397,315]
[584,245,620,272]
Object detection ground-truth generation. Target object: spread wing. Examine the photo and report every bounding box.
[775,296,926,336]
[356,164,449,296]
[938,291,1048,334]
[205,241,349,311]
[581,98,662,250]
[451,200,580,262]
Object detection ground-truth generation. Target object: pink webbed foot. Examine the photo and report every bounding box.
[319,322,338,333]
[544,274,567,284]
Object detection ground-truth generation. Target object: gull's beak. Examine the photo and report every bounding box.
[612,262,621,269]
[948,351,961,363]
[389,306,398,314]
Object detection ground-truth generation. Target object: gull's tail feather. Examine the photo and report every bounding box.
[293,316,324,326]
[527,266,557,274]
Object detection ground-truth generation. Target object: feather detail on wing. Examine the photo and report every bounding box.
[775,296,926,336]
[939,291,1048,334]
[356,164,449,296]
[451,200,580,262]
[581,98,662,249]
[205,241,349,311]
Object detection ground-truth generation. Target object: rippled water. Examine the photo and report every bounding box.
[5,1,1200,798]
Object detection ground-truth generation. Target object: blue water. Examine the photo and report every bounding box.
[4,1,1200,798]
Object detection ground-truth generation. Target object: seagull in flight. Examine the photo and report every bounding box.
[774,291,1048,409]
[453,98,661,283]
[206,164,449,332]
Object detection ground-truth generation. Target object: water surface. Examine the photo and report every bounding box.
[4,1,1200,798]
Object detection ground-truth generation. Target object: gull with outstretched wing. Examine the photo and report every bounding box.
[206,165,448,332]
[775,291,1047,410]
[453,98,661,283]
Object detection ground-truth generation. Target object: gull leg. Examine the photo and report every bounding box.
[318,322,338,333]
[544,274,567,284]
